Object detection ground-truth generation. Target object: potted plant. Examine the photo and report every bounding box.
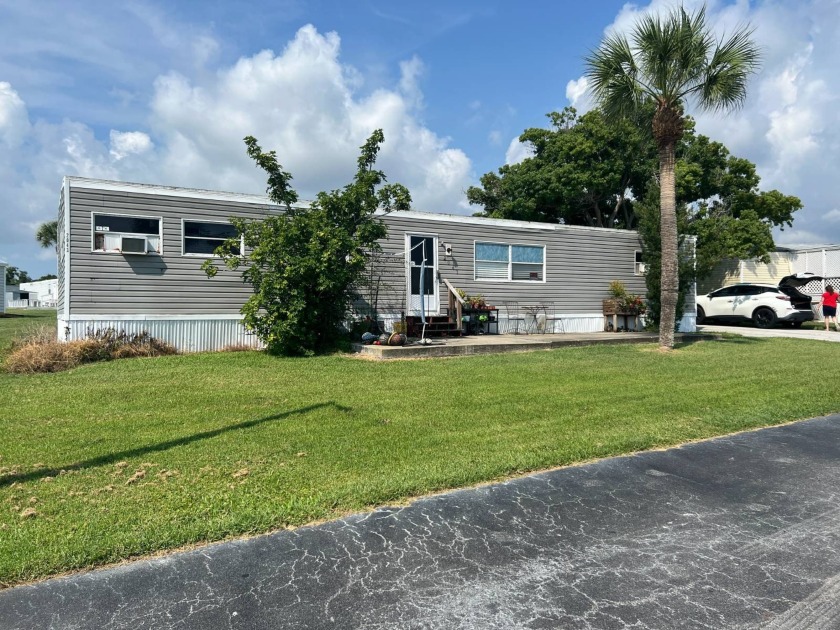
[603,280,626,315]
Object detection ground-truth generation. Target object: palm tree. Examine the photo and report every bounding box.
[36,221,58,251]
[585,5,760,349]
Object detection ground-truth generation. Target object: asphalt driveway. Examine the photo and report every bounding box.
[2,415,840,629]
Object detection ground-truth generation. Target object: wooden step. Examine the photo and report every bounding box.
[405,316,462,338]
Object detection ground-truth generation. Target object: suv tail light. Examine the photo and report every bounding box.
[776,296,790,301]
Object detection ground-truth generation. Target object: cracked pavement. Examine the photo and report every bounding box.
[2,415,840,629]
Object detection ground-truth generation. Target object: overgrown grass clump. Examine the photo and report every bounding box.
[1,335,839,586]
[0,309,57,357]
[4,327,176,374]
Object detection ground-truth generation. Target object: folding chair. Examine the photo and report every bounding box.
[502,301,525,334]
[540,302,565,333]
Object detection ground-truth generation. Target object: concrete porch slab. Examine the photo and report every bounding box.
[352,332,716,359]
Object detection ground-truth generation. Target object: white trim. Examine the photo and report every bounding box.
[62,177,71,320]
[384,209,634,235]
[634,249,644,275]
[473,240,547,284]
[65,176,310,209]
[91,211,163,255]
[64,176,639,236]
[405,232,440,316]
[67,313,245,321]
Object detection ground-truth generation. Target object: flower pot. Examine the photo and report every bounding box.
[602,298,621,315]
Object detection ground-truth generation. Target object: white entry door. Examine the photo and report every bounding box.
[406,234,439,316]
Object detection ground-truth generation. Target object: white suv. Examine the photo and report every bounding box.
[696,273,821,329]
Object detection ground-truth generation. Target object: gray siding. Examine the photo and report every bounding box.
[0,263,5,314]
[64,178,690,323]
[370,213,646,315]
[67,184,276,315]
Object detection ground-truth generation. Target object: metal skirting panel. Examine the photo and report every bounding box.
[378,313,609,334]
[380,312,692,334]
[59,318,263,352]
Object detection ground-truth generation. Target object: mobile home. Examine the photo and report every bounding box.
[57,177,695,351]
[0,260,6,314]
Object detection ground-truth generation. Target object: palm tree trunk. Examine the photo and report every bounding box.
[658,141,678,350]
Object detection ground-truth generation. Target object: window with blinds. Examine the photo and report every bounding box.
[475,242,545,282]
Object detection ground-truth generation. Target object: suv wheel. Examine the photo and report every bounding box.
[696,306,706,325]
[753,307,777,329]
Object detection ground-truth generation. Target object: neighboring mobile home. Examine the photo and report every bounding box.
[19,278,59,308]
[0,260,6,314]
[57,177,696,351]
[699,246,838,300]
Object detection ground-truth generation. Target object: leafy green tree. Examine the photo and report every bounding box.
[467,108,796,293]
[5,266,32,285]
[36,221,58,251]
[636,185,695,329]
[35,274,58,281]
[676,124,800,278]
[205,130,411,355]
[586,5,760,349]
[468,108,656,228]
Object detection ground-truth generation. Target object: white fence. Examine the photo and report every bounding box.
[6,300,57,309]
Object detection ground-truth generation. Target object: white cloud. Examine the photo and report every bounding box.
[109,131,154,160]
[398,56,425,110]
[504,137,533,165]
[574,0,840,247]
[146,25,471,211]
[0,82,31,147]
[774,228,828,247]
[565,76,589,110]
[488,130,502,145]
[0,24,475,276]
[822,209,840,223]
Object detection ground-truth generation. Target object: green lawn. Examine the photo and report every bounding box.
[2,331,840,587]
[0,309,57,356]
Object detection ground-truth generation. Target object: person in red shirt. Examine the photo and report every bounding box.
[818,285,839,331]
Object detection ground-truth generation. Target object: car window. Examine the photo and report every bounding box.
[710,287,739,297]
[730,286,755,296]
[743,286,771,296]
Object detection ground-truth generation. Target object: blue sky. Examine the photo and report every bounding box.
[2,0,839,278]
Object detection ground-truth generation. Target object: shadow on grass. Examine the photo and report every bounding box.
[675,334,765,348]
[0,401,350,487]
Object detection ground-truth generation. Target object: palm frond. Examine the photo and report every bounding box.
[585,4,760,120]
[633,6,713,105]
[585,33,651,119]
[692,25,762,111]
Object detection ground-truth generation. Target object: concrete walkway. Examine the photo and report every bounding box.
[2,416,840,629]
[699,323,840,342]
[354,331,713,359]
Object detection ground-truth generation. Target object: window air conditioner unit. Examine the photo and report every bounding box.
[120,236,149,254]
[636,262,647,274]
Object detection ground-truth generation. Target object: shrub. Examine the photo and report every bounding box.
[204,130,411,356]
[4,328,176,374]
